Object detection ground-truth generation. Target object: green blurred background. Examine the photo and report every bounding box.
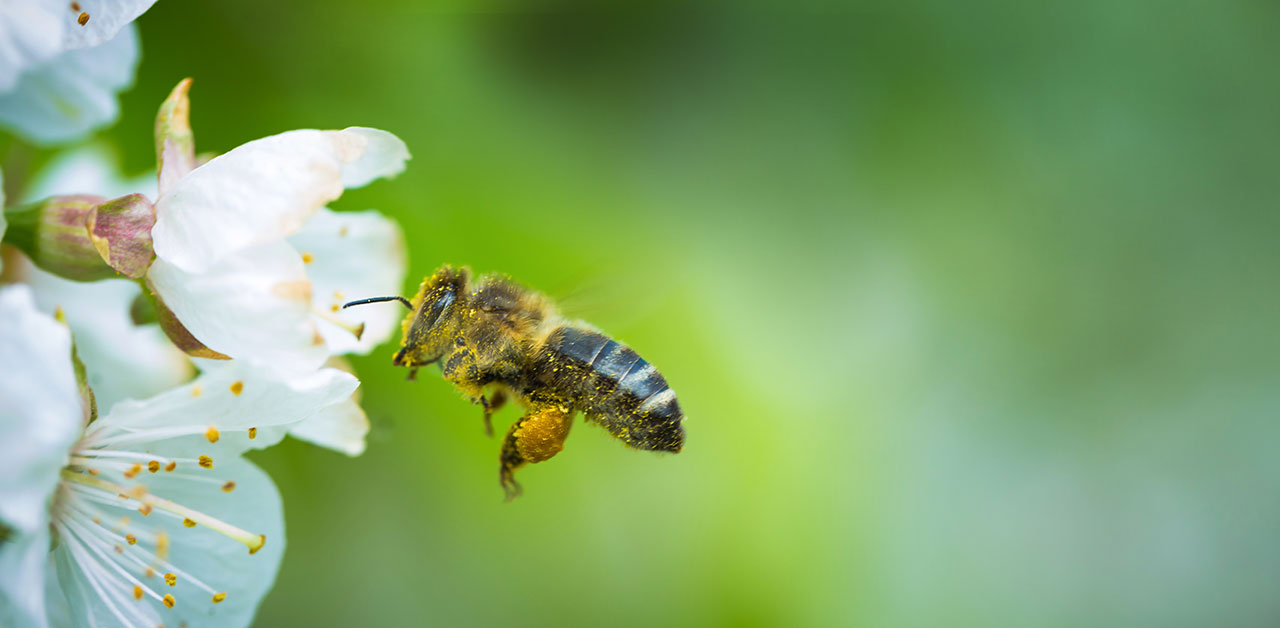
[21,2,1280,626]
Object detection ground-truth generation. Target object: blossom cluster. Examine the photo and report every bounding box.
[0,5,412,627]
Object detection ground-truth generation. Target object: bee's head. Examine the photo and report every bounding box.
[392,265,470,368]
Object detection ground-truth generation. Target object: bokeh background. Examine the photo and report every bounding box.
[11,2,1280,626]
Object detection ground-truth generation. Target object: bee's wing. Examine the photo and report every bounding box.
[546,268,676,334]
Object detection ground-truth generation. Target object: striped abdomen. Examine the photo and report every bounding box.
[540,325,684,453]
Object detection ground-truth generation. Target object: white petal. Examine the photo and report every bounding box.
[288,397,369,456]
[54,457,285,628]
[91,359,358,459]
[289,208,408,355]
[148,241,329,372]
[0,24,139,146]
[0,527,52,628]
[58,0,157,50]
[20,144,155,202]
[18,258,193,410]
[0,0,62,91]
[153,127,410,273]
[0,285,81,534]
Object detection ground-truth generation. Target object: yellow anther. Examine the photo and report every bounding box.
[222,481,236,493]
[87,468,100,476]
[77,11,88,25]
[138,503,153,516]
[126,534,137,545]
[198,455,213,469]
[54,306,66,323]
[339,226,349,237]
[148,460,160,473]
[301,252,314,264]
[162,594,175,609]
[330,304,340,313]
[249,534,266,555]
[92,517,101,524]
[191,385,202,398]
[156,533,170,560]
[183,518,197,528]
[129,485,147,499]
[164,461,177,472]
[145,567,156,578]
[248,427,257,439]
[206,427,220,443]
[211,593,227,604]
[164,573,177,587]
[124,464,142,479]
[230,381,244,396]
[133,585,144,600]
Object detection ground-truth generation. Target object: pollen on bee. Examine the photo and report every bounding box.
[148,460,160,473]
[133,585,144,600]
[126,534,138,545]
[248,427,257,439]
[206,426,220,443]
[183,518,197,528]
[164,461,177,472]
[212,592,227,604]
[77,11,88,25]
[164,573,177,587]
[301,252,315,264]
[162,594,175,609]
[222,481,236,493]
[229,381,244,395]
[198,455,213,469]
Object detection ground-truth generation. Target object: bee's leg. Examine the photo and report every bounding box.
[499,405,572,501]
[406,368,419,381]
[479,389,508,437]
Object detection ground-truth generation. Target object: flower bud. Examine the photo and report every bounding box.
[156,78,196,196]
[2,195,116,281]
[86,193,156,279]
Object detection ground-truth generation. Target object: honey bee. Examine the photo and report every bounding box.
[344,265,685,499]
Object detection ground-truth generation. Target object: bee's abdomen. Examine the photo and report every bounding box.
[543,326,684,453]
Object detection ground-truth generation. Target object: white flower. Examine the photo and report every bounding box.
[0,284,358,628]
[148,123,411,372]
[0,1,158,145]
[12,147,191,411]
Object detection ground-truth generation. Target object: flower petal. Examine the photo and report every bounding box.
[58,0,158,51]
[148,241,328,371]
[0,527,52,628]
[288,208,408,355]
[0,24,139,146]
[0,1,62,91]
[54,457,285,628]
[0,285,81,534]
[17,258,193,411]
[20,144,155,203]
[288,398,369,456]
[152,127,409,273]
[90,359,358,459]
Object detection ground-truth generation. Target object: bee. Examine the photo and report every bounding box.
[344,265,685,499]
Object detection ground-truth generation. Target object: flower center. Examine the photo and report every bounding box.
[52,425,267,626]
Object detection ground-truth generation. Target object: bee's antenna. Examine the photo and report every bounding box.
[342,296,413,310]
